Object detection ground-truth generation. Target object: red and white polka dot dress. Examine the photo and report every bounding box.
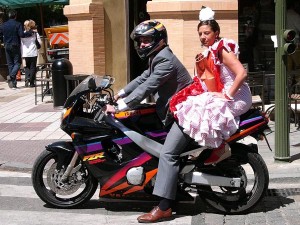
[174,39,252,148]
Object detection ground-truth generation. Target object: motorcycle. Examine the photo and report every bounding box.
[32,74,271,214]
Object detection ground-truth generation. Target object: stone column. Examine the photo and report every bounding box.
[64,0,105,75]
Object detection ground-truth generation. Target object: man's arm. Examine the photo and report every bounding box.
[104,56,173,113]
[123,68,150,94]
[123,56,173,108]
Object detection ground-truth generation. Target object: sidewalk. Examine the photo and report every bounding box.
[0,74,70,170]
[0,76,300,182]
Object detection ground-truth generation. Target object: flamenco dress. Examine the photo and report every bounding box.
[170,38,252,148]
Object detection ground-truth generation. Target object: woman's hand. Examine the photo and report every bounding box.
[212,92,225,99]
[212,92,233,101]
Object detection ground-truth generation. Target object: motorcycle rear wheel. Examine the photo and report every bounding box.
[198,148,269,214]
[32,150,98,208]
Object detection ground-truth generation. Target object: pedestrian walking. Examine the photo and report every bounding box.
[21,19,41,87]
[0,10,24,89]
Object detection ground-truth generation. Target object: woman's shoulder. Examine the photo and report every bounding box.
[211,38,239,54]
[206,38,239,65]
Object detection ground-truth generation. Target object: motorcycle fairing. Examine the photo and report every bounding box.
[114,107,156,119]
[62,116,114,136]
[99,152,157,198]
[115,106,165,135]
[72,130,160,199]
[227,118,268,144]
[105,115,163,158]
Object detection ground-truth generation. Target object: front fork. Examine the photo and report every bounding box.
[46,141,84,182]
[61,151,79,182]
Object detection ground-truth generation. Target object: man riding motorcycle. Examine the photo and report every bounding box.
[104,20,194,223]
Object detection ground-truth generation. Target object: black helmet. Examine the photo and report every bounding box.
[130,20,168,60]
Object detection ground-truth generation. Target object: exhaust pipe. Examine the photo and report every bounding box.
[184,171,241,188]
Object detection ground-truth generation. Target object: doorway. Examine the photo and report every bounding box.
[128,0,150,81]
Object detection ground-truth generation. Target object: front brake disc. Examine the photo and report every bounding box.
[47,163,82,195]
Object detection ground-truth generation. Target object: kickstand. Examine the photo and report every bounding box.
[262,133,273,152]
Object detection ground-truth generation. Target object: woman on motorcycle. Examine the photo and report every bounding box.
[137,7,252,223]
[169,6,252,163]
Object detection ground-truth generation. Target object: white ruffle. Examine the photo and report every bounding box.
[202,38,240,66]
[174,92,239,148]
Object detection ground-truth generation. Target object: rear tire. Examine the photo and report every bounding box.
[32,150,98,208]
[198,146,269,214]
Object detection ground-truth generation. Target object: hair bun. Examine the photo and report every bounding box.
[199,6,215,21]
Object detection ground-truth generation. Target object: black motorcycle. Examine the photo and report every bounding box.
[32,75,270,214]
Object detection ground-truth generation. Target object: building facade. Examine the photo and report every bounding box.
[64,0,238,90]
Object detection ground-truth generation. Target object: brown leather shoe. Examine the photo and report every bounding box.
[137,206,172,223]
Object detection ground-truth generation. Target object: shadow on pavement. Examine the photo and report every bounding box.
[41,188,298,216]
[291,152,300,162]
[43,197,203,215]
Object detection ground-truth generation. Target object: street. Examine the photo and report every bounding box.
[1,169,300,225]
[1,75,300,225]
[0,170,192,225]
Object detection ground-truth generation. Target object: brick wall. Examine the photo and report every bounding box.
[147,0,238,76]
[64,0,105,75]
[63,0,238,87]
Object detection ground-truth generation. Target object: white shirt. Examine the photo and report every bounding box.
[116,89,129,111]
[21,32,41,57]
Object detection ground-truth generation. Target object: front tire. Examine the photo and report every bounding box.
[32,150,98,208]
[198,145,269,214]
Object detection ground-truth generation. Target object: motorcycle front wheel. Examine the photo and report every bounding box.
[198,145,269,214]
[32,150,99,208]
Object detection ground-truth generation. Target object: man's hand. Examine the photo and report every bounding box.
[114,94,120,101]
[103,104,117,114]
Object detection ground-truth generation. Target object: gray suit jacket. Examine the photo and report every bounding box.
[123,46,192,124]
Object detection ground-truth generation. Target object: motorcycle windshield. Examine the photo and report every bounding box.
[64,75,106,108]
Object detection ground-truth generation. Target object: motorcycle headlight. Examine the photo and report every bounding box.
[61,107,72,121]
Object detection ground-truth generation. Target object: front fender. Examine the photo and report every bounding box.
[45,141,75,169]
[46,141,74,153]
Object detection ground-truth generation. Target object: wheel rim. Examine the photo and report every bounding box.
[198,153,267,213]
[206,164,255,202]
[34,151,97,207]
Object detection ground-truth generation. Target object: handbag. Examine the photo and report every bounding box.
[35,32,41,49]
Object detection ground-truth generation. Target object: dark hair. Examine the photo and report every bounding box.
[197,20,220,34]
[8,9,17,19]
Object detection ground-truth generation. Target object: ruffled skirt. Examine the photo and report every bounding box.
[174,92,239,148]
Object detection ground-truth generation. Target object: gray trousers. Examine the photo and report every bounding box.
[153,122,191,200]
